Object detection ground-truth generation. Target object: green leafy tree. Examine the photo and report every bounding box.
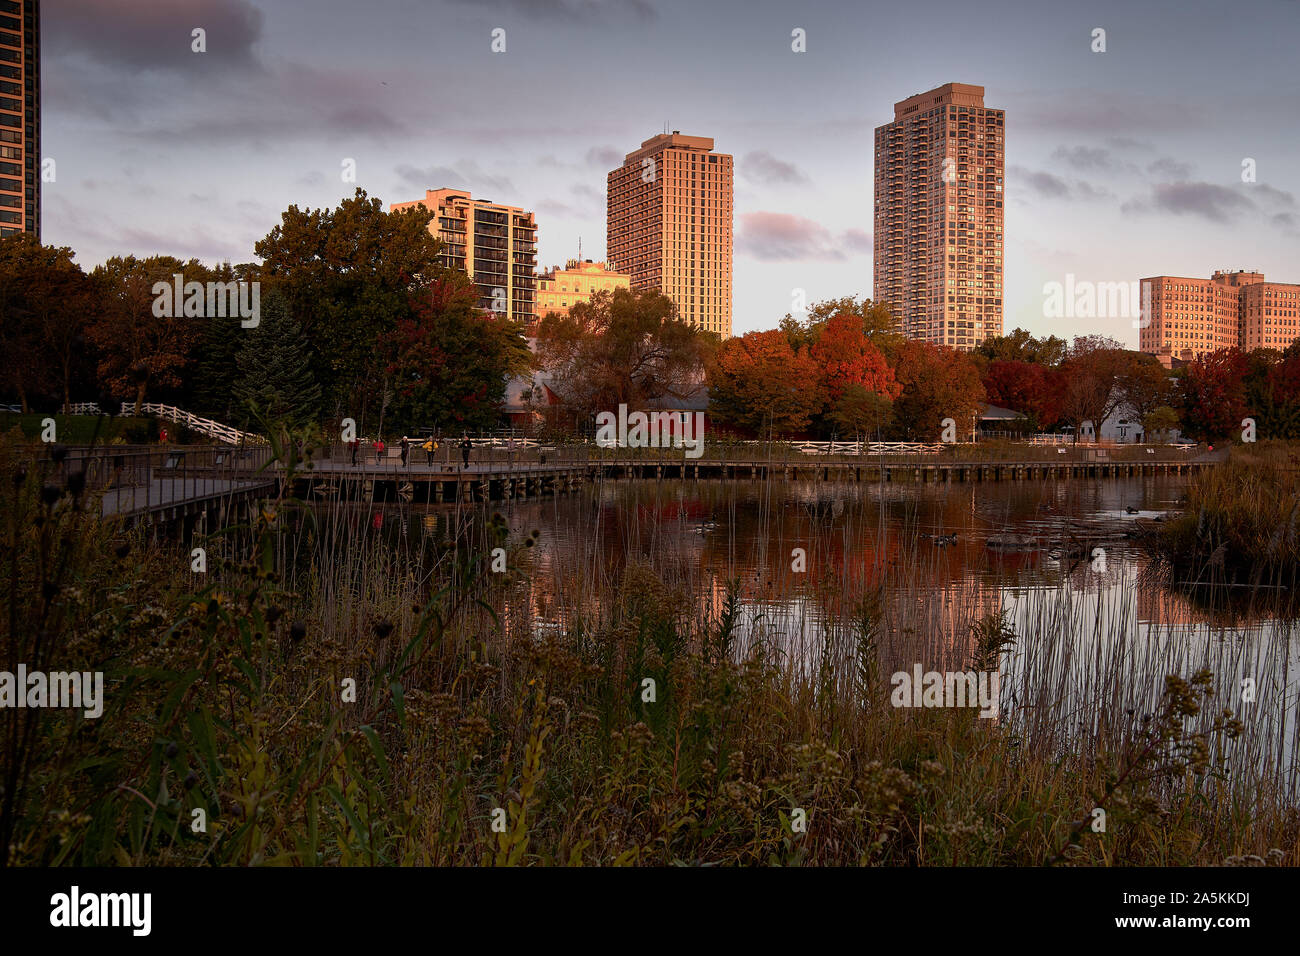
[187,261,256,422]
[254,188,442,423]
[975,327,1068,367]
[0,236,97,411]
[829,384,894,441]
[1142,406,1180,442]
[1244,345,1300,440]
[1116,352,1175,424]
[380,274,531,434]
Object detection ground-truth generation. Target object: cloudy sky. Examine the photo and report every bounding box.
[44,0,1300,342]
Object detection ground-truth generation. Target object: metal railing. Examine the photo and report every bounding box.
[42,444,276,520]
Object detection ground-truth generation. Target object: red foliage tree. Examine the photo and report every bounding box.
[981,359,1062,429]
[1181,348,1249,442]
[808,312,902,404]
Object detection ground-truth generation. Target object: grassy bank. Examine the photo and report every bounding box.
[0,412,166,445]
[1146,441,1300,594]
[2,429,1295,867]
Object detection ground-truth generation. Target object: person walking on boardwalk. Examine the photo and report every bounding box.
[460,434,472,469]
[422,436,436,464]
[348,436,359,466]
[400,437,409,467]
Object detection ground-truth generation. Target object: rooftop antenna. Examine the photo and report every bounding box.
[578,236,583,261]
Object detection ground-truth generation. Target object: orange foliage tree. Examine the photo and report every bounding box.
[708,330,824,437]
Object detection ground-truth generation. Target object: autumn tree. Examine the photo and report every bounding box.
[780,296,902,360]
[708,329,823,437]
[1056,335,1128,441]
[87,255,213,414]
[981,359,1061,430]
[888,341,986,441]
[535,287,712,430]
[1180,348,1249,442]
[808,311,902,404]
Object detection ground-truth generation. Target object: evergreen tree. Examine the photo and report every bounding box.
[232,290,322,428]
[190,312,242,422]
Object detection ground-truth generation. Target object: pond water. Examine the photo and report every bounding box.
[312,474,1300,789]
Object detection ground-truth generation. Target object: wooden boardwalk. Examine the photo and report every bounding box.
[293,452,1214,504]
[42,443,1220,529]
[101,477,276,519]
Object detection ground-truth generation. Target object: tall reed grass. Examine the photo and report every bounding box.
[2,427,1296,866]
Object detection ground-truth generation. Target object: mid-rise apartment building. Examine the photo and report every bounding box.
[607,132,733,337]
[534,258,631,323]
[390,188,538,324]
[0,0,38,238]
[874,83,1004,351]
[1139,270,1300,364]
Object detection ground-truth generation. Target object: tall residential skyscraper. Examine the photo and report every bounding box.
[390,188,538,325]
[607,132,733,337]
[1139,270,1300,365]
[0,0,39,239]
[874,83,1004,351]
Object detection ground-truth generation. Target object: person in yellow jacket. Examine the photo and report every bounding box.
[422,437,437,464]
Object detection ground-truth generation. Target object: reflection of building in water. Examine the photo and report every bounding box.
[1134,573,1280,632]
[1135,575,1203,632]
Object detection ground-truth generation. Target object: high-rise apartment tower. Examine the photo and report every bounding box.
[390,188,538,325]
[874,83,1004,350]
[0,0,39,238]
[607,132,733,337]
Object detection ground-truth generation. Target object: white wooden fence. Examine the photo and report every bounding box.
[119,403,265,445]
[793,441,944,456]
